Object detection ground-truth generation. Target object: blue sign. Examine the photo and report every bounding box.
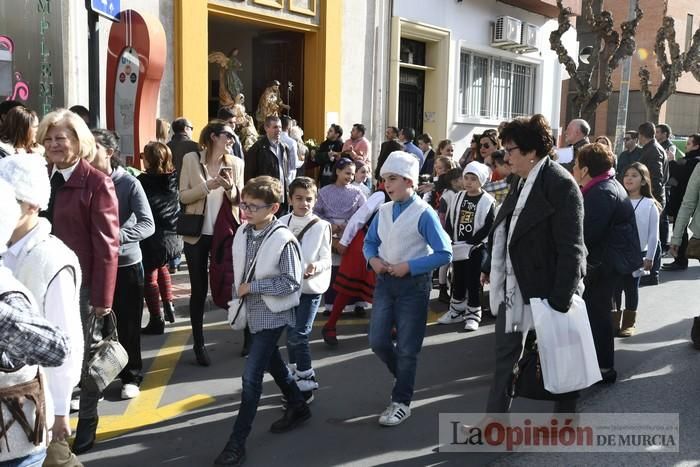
[90,0,120,22]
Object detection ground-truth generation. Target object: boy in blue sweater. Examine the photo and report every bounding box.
[363,151,452,426]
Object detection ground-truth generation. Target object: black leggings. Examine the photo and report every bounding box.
[183,235,213,347]
[113,263,145,385]
[451,247,484,308]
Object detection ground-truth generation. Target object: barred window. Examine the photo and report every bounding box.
[459,51,536,120]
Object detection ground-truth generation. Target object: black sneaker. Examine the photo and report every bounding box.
[214,444,246,466]
[438,285,450,304]
[270,402,311,433]
[281,391,314,409]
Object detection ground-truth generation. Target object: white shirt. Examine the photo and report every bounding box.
[50,159,80,182]
[629,196,659,260]
[3,224,83,416]
[201,169,225,236]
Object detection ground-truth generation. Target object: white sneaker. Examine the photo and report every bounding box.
[464,306,482,331]
[379,402,411,426]
[121,383,141,399]
[437,309,466,324]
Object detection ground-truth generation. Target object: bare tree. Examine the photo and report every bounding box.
[639,15,700,123]
[550,0,643,123]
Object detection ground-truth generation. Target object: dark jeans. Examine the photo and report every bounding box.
[451,248,484,307]
[183,235,213,347]
[614,251,644,311]
[369,273,431,406]
[287,293,322,372]
[659,206,669,251]
[583,266,621,369]
[651,241,662,279]
[228,326,303,449]
[113,263,145,385]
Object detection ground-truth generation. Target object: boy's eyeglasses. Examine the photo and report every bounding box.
[240,202,273,213]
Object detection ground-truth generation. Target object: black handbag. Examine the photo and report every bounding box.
[176,157,207,237]
[508,339,578,402]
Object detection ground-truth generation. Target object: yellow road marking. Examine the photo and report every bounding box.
[71,328,215,441]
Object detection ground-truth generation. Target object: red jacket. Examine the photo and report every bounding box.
[51,159,120,308]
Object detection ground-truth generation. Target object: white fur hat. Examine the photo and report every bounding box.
[0,178,20,254]
[0,154,50,210]
[463,161,491,186]
[380,151,419,185]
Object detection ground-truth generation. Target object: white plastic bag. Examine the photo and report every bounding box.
[530,295,602,393]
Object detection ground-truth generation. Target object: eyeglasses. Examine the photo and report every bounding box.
[504,146,520,154]
[218,132,235,140]
[480,143,491,149]
[240,202,273,213]
[186,125,194,131]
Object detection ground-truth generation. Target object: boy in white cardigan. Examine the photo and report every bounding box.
[215,176,308,467]
[363,151,452,427]
[279,177,332,403]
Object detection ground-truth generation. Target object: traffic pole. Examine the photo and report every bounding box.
[87,1,101,128]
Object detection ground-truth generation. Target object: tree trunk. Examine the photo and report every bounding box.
[645,105,661,124]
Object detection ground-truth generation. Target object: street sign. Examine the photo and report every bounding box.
[90,0,120,22]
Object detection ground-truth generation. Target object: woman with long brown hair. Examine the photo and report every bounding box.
[180,120,243,366]
[0,105,41,157]
[139,141,183,334]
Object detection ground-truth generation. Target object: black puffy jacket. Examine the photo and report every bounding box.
[138,171,183,270]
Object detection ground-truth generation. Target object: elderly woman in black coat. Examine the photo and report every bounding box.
[573,143,642,383]
[482,114,586,414]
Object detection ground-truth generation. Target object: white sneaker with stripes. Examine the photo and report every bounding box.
[378,402,411,426]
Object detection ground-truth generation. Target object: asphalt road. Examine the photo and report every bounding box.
[75,258,700,467]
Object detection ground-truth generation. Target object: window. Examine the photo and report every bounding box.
[459,51,536,120]
[686,14,694,52]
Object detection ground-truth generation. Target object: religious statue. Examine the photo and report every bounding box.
[255,80,290,127]
[232,93,259,151]
[208,48,244,109]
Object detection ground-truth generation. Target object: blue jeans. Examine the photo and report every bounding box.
[229,326,303,448]
[0,450,46,467]
[169,255,181,270]
[287,293,322,372]
[369,273,431,406]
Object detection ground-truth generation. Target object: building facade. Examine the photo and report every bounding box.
[562,0,700,138]
[387,0,581,157]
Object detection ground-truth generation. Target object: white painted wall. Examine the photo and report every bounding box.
[64,0,175,126]
[394,0,564,157]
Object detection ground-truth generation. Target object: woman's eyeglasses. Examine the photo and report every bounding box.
[240,202,273,213]
[480,143,491,149]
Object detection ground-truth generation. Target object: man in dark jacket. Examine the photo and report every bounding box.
[616,130,642,180]
[167,118,200,179]
[417,133,435,176]
[663,133,700,270]
[374,126,403,181]
[245,116,292,212]
[637,122,668,285]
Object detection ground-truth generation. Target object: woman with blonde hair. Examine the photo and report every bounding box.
[139,142,183,334]
[37,108,120,454]
[156,118,171,143]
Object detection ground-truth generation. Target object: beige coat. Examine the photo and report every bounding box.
[179,151,243,245]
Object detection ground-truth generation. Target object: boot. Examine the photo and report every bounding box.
[618,310,637,337]
[611,310,623,336]
[438,284,450,304]
[163,301,176,323]
[72,416,99,454]
[194,345,211,366]
[321,326,338,347]
[141,315,165,335]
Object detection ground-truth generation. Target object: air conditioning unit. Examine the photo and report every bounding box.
[491,16,522,47]
[519,23,539,52]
